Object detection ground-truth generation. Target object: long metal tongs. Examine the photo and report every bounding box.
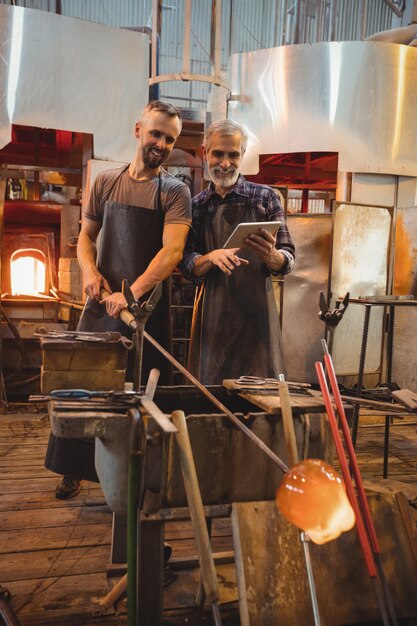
[316,340,398,626]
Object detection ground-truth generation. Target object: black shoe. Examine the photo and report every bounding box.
[55,475,81,499]
[164,542,172,562]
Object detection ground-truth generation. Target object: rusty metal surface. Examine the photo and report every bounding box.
[282,215,332,383]
[49,398,329,514]
[391,206,417,389]
[229,41,417,177]
[331,203,392,375]
[165,412,327,508]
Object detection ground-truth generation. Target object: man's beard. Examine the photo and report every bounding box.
[209,166,239,188]
[143,146,167,168]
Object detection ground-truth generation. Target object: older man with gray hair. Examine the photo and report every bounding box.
[180,119,295,385]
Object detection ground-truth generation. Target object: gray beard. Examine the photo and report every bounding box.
[209,168,239,189]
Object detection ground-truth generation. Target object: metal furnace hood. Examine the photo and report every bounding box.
[0,5,149,163]
[229,41,417,177]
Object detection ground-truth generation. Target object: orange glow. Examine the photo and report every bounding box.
[276,459,355,545]
[10,249,46,295]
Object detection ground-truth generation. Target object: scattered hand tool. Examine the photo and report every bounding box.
[316,340,398,626]
[236,376,312,395]
[236,375,310,388]
[34,330,106,342]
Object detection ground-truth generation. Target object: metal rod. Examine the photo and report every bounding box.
[213,0,222,79]
[383,306,395,478]
[352,304,371,448]
[300,533,322,626]
[182,0,192,74]
[127,409,141,626]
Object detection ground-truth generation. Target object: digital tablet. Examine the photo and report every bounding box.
[223,221,281,249]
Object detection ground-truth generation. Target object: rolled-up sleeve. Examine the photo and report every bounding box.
[266,190,295,276]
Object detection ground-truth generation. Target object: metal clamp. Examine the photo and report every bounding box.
[122,279,163,391]
[319,291,349,328]
[122,279,162,321]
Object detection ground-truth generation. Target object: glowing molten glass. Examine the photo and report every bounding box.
[275,459,355,545]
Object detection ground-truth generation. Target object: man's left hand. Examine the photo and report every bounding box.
[100,291,128,319]
[244,228,277,264]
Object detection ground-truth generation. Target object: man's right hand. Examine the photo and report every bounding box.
[209,248,249,276]
[83,268,112,301]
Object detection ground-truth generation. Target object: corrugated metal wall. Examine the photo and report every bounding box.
[0,0,407,107]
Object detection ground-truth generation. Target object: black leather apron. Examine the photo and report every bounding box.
[45,168,172,481]
[187,198,286,385]
[77,168,172,384]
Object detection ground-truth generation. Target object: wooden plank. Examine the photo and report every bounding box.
[0,505,113,531]
[0,477,73,494]
[164,519,231,541]
[3,572,110,623]
[3,545,111,581]
[232,495,417,626]
[223,379,326,415]
[0,487,104,511]
[0,523,111,555]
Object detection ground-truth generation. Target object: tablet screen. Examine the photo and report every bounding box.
[223,221,281,249]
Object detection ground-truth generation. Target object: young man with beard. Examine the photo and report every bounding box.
[180,119,295,385]
[46,100,191,498]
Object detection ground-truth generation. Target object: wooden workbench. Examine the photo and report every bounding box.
[222,379,326,415]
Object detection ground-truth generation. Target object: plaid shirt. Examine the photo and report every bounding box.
[180,175,295,282]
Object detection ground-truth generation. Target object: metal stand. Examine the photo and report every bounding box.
[349,297,417,477]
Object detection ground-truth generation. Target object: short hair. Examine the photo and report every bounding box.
[204,119,248,153]
[141,100,182,125]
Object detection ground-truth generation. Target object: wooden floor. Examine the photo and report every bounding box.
[1,403,417,625]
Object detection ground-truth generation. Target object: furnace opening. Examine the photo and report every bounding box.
[10,248,47,296]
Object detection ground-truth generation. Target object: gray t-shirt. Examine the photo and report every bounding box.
[84,166,192,226]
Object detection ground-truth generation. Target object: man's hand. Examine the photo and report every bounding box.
[99,291,127,319]
[209,248,250,276]
[244,228,277,262]
[244,228,286,272]
[84,268,112,301]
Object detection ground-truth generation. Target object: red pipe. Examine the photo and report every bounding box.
[315,361,377,577]
[322,352,380,553]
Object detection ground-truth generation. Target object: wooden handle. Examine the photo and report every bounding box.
[100,288,137,331]
[171,410,219,603]
[279,380,299,467]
